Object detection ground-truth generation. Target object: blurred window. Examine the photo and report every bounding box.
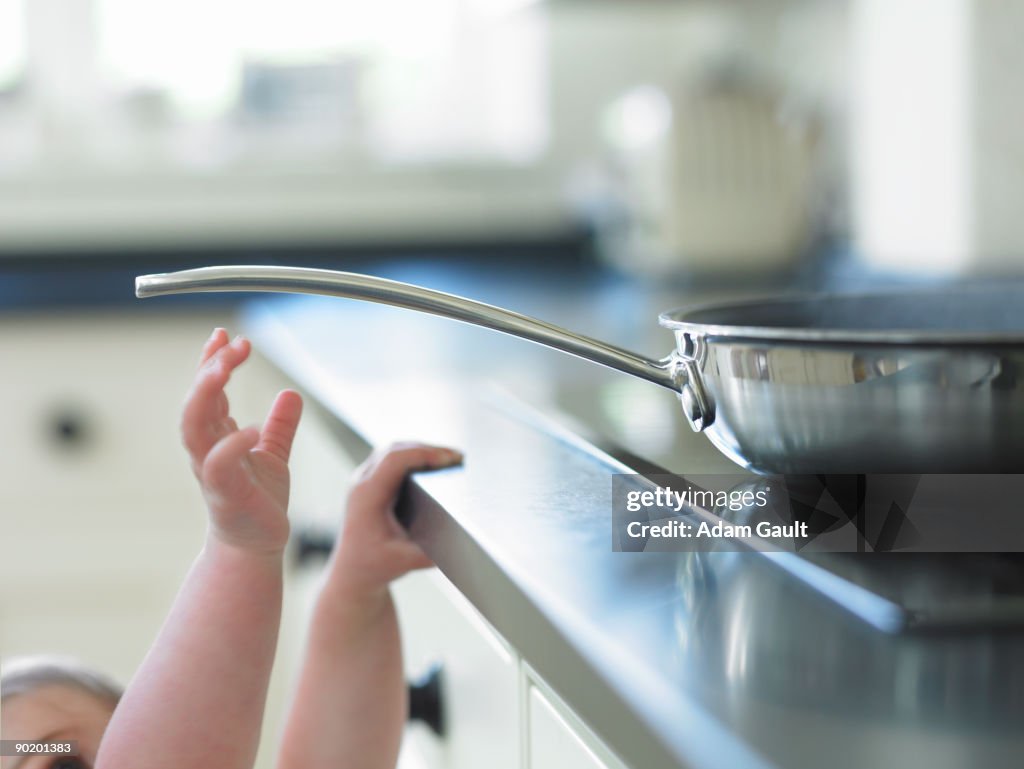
[0,0,547,174]
[0,1,22,88]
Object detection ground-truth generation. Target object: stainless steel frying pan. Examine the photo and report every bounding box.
[136,266,1024,474]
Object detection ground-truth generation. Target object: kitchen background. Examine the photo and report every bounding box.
[2,1,1023,768]
[2,0,1021,274]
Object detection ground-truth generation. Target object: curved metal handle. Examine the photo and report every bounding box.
[136,265,682,392]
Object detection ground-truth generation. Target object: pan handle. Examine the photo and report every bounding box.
[136,265,686,393]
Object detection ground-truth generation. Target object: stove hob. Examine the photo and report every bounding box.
[555,409,1024,633]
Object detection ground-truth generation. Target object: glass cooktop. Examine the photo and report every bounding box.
[533,378,1024,633]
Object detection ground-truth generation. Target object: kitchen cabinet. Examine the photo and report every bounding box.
[395,570,520,769]
[0,309,318,769]
[528,681,620,769]
[0,311,249,763]
[0,311,227,678]
[392,569,627,769]
[0,312,216,538]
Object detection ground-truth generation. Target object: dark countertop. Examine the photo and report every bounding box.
[240,264,1024,769]
[0,238,589,311]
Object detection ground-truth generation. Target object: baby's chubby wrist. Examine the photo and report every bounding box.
[203,492,292,558]
[323,541,388,599]
[314,551,393,628]
[202,529,288,572]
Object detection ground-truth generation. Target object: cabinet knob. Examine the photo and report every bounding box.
[48,406,92,451]
[408,663,445,737]
[291,528,335,567]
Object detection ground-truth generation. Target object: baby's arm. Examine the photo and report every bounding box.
[97,329,303,769]
[277,443,461,769]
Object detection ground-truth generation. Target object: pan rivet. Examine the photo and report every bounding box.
[680,384,705,432]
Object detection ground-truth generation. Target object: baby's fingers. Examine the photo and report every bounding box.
[349,442,463,513]
[202,426,260,506]
[198,327,229,366]
[384,540,434,574]
[181,336,251,462]
[258,390,303,463]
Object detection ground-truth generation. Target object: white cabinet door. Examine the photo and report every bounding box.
[528,678,627,769]
[0,312,225,677]
[0,313,220,520]
[392,569,520,769]
[0,311,329,769]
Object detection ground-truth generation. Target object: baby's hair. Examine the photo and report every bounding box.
[1,655,122,707]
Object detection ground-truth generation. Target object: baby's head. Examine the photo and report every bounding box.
[0,656,122,769]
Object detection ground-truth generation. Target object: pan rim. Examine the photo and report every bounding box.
[659,287,1024,345]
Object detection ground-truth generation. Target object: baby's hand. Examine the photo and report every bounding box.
[330,443,463,597]
[181,328,303,556]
